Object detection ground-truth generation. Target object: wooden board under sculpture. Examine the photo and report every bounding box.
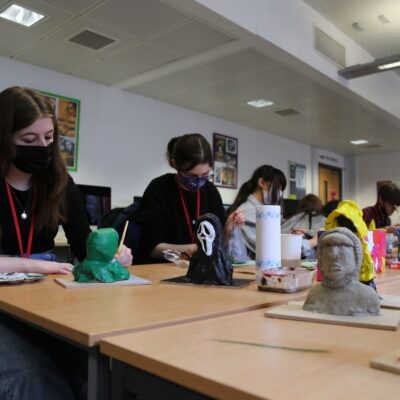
[265,228,400,330]
[265,301,400,330]
[370,349,400,374]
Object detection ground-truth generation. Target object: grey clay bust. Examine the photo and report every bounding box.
[303,227,380,316]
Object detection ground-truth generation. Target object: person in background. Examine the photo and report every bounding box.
[322,199,341,217]
[135,133,243,263]
[281,194,326,259]
[0,86,132,400]
[226,165,286,262]
[362,183,400,232]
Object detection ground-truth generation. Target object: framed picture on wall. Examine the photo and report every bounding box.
[39,90,80,172]
[288,161,306,199]
[213,133,238,189]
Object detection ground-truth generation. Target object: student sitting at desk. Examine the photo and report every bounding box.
[135,133,243,263]
[226,165,286,262]
[0,86,132,400]
[362,182,400,232]
[281,193,326,259]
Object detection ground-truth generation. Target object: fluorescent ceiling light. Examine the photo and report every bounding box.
[350,139,369,145]
[247,99,274,108]
[0,4,45,27]
[378,61,400,70]
[339,53,400,79]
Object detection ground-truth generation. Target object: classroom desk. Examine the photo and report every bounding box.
[101,306,400,400]
[0,263,310,400]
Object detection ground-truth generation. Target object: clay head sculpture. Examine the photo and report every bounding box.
[319,227,362,288]
[303,227,380,316]
[186,213,233,285]
[73,228,130,283]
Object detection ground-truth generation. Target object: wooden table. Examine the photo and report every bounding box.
[0,263,309,400]
[101,306,400,400]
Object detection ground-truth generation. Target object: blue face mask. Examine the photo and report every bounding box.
[177,173,209,192]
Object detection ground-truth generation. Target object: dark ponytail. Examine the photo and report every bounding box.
[166,133,212,171]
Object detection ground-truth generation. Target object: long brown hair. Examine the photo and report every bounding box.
[0,87,68,230]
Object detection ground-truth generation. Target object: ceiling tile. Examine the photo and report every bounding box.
[85,0,190,39]
[161,65,228,89]
[44,17,140,57]
[15,41,96,74]
[41,0,102,13]
[150,19,234,57]
[238,65,307,91]
[74,44,180,84]
[127,78,187,100]
[0,0,73,44]
[206,48,277,76]
[269,81,334,105]
[0,24,36,56]
[193,79,265,103]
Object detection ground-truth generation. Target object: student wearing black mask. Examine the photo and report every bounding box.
[135,133,243,263]
[0,86,132,399]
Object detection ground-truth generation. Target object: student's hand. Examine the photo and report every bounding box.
[223,210,245,244]
[31,261,73,275]
[308,236,318,248]
[225,209,245,233]
[291,229,306,235]
[182,243,197,257]
[115,245,133,267]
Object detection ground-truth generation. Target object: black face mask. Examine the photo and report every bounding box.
[13,143,54,174]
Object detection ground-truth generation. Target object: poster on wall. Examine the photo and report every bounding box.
[288,161,306,199]
[213,133,238,189]
[40,91,80,171]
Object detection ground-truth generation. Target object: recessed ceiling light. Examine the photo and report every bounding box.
[350,139,369,145]
[246,99,274,108]
[0,4,46,27]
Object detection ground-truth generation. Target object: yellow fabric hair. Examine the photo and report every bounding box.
[368,219,376,230]
[325,199,375,282]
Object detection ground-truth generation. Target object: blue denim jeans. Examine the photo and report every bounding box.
[0,313,77,400]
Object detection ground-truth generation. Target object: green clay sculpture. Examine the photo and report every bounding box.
[73,228,130,283]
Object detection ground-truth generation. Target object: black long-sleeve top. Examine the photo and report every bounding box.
[0,176,91,261]
[135,173,226,263]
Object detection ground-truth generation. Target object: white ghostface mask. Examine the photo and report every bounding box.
[197,221,215,256]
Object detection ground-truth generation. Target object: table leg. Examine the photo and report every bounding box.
[88,347,110,400]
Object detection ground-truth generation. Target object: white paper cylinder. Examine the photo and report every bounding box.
[256,205,281,270]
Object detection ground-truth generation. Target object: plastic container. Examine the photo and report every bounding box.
[281,234,302,267]
[257,267,315,293]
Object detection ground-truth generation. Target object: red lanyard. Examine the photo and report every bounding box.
[5,181,35,258]
[177,185,200,243]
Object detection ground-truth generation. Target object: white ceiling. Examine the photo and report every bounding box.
[1,0,399,155]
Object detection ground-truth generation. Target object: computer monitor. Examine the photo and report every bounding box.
[77,184,111,227]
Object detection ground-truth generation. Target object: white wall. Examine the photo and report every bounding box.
[0,56,314,207]
[355,152,400,207]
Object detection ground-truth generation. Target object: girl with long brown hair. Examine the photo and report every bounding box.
[0,86,131,399]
